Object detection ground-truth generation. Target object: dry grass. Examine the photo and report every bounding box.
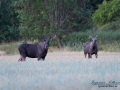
[0,51,120,90]
[0,51,6,56]
[0,51,120,61]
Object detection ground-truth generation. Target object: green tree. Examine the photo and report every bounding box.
[0,0,20,42]
[92,0,120,26]
[16,0,94,48]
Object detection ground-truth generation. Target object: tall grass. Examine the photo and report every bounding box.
[0,30,120,55]
[61,30,120,52]
[0,52,120,90]
[0,42,20,54]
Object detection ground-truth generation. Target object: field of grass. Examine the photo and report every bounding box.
[0,51,120,90]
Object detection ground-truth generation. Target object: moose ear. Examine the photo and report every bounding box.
[89,36,92,39]
[96,35,98,39]
[49,36,52,40]
[42,35,45,40]
[50,35,56,40]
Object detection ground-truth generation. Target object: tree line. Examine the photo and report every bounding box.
[0,0,120,48]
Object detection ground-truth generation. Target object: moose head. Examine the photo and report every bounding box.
[89,35,98,46]
[43,35,56,49]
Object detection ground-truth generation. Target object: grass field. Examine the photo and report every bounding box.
[0,51,120,90]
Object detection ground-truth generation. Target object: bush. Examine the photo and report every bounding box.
[59,30,120,51]
[92,0,120,26]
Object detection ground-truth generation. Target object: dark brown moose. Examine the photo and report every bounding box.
[84,35,98,59]
[18,35,56,61]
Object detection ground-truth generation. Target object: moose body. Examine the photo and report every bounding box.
[84,35,98,58]
[18,36,55,61]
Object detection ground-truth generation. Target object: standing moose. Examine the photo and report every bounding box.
[84,35,98,59]
[18,35,56,61]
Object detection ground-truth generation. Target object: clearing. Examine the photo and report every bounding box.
[0,51,120,90]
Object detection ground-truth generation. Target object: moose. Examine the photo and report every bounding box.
[18,35,56,61]
[84,35,98,59]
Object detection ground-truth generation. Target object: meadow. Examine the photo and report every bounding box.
[0,51,120,90]
[1,1,120,89]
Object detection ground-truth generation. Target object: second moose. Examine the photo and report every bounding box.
[84,35,98,59]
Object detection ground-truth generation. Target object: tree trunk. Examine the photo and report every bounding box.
[56,36,62,49]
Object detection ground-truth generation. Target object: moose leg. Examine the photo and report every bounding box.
[88,53,92,59]
[42,56,45,61]
[90,54,92,58]
[38,57,41,61]
[38,56,42,61]
[90,52,92,58]
[84,53,87,58]
[18,56,22,61]
[18,55,26,62]
[95,53,98,58]
[88,54,90,59]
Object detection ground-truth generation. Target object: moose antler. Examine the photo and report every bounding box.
[96,35,98,38]
[89,36,93,39]
[50,35,56,40]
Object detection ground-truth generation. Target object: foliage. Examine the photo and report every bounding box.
[92,0,120,26]
[1,30,120,54]
[15,0,93,41]
[87,0,103,10]
[61,30,120,51]
[99,19,120,31]
[0,0,20,42]
[2,0,120,51]
[0,0,104,44]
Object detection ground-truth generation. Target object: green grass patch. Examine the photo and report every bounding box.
[0,42,20,54]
